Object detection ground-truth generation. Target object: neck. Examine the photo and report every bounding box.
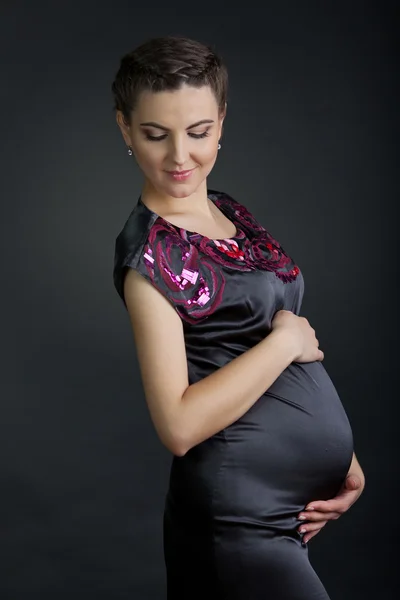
[141,178,211,217]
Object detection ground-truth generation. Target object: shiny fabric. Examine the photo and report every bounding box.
[113,190,354,599]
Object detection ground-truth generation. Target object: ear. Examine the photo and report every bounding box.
[220,102,227,121]
[219,102,227,137]
[116,111,132,146]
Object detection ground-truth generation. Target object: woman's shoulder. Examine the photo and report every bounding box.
[113,197,201,316]
[114,199,153,265]
[113,199,156,304]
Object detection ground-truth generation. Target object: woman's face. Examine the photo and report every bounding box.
[118,84,225,199]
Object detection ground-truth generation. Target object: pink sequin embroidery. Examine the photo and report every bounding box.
[141,223,225,324]
[139,193,300,323]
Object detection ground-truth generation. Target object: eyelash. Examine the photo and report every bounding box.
[145,131,211,142]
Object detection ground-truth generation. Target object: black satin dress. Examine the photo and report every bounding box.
[113,190,354,599]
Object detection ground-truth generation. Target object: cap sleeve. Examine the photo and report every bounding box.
[113,221,226,325]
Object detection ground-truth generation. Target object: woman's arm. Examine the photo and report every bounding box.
[124,268,298,456]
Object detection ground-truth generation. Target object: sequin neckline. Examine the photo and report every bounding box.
[138,195,243,244]
[136,192,300,287]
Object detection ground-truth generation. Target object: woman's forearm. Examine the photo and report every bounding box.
[179,329,297,454]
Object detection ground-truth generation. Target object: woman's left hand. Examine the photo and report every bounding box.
[297,452,365,544]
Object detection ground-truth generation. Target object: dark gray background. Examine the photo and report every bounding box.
[0,0,397,598]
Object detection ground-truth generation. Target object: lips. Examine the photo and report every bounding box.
[167,168,194,175]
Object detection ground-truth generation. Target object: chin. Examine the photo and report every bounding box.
[162,180,205,199]
[169,188,196,199]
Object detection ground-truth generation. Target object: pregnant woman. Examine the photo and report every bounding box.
[112,35,365,599]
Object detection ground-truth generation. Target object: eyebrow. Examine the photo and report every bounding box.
[139,119,214,131]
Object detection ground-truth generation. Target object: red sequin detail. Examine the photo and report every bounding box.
[214,239,246,261]
[210,195,301,283]
[137,193,301,323]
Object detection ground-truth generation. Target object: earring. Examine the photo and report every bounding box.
[127,146,133,156]
[218,143,221,150]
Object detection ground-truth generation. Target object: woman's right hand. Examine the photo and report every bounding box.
[271,310,324,363]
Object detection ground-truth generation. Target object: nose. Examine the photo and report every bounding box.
[169,135,188,166]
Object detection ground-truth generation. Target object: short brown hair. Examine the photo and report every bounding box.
[111,35,228,126]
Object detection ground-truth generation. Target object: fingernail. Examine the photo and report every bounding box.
[306,506,314,510]
[299,527,306,533]
[298,515,306,520]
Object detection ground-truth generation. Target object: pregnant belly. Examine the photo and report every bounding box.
[167,361,354,532]
[215,361,354,522]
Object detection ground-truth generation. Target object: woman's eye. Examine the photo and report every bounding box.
[189,131,211,139]
[145,133,167,142]
[144,129,211,142]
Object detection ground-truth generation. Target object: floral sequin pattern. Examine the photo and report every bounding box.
[193,193,300,283]
[140,221,226,324]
